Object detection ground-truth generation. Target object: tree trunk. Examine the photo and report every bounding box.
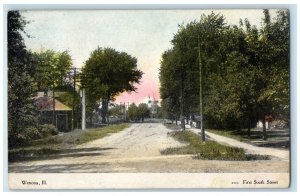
[101,99,109,124]
[107,113,110,125]
[262,117,267,140]
[175,116,178,125]
[181,118,185,131]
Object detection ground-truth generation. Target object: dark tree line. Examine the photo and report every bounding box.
[8,11,74,147]
[127,103,151,122]
[159,10,289,139]
[8,11,38,146]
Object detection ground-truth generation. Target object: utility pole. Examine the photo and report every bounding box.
[72,67,76,130]
[198,35,205,141]
[180,70,185,131]
[52,83,56,126]
[124,103,126,121]
[81,89,86,130]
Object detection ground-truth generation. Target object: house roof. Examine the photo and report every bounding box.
[35,96,72,111]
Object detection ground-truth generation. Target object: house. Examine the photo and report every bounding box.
[35,92,72,132]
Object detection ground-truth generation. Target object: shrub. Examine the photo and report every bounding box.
[21,126,42,143]
[40,124,59,137]
[9,126,41,147]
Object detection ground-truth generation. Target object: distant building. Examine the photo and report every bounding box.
[35,92,72,132]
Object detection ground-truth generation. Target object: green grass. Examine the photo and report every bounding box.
[71,124,129,145]
[161,128,270,161]
[9,123,129,162]
[206,128,266,142]
[206,129,247,141]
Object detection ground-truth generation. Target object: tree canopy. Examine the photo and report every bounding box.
[31,49,73,92]
[8,11,38,146]
[127,103,150,122]
[80,47,143,123]
[159,10,289,139]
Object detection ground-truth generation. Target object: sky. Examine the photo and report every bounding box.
[21,9,278,104]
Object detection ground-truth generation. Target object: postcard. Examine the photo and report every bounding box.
[7,9,291,189]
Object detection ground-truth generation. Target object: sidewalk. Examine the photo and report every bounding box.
[184,125,289,160]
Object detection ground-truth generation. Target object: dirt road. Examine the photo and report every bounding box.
[8,123,289,173]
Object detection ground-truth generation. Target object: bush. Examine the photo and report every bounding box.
[9,125,58,147]
[23,126,41,141]
[40,124,59,137]
[9,126,41,147]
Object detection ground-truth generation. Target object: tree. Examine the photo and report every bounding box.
[159,49,181,123]
[127,103,139,121]
[159,10,289,139]
[138,103,150,122]
[31,50,73,92]
[81,47,143,123]
[8,11,38,147]
[160,12,229,127]
[254,9,290,139]
[108,104,123,119]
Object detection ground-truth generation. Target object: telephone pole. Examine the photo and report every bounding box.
[198,35,205,141]
[72,67,76,130]
[180,70,185,131]
[124,103,127,121]
[81,89,86,130]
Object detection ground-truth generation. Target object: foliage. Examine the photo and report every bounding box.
[20,127,41,144]
[127,103,139,121]
[127,103,150,122]
[161,130,270,161]
[31,49,73,92]
[80,47,143,123]
[108,104,123,118]
[138,103,150,122]
[40,124,59,137]
[159,10,290,138]
[8,11,38,147]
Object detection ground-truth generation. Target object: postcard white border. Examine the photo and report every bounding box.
[1,1,298,192]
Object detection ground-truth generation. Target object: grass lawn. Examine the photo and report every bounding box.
[206,128,290,149]
[9,123,129,162]
[162,124,270,161]
[205,129,251,141]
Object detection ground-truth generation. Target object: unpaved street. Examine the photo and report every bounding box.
[9,123,289,173]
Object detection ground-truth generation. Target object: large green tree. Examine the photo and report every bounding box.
[8,11,38,147]
[250,9,290,139]
[159,49,181,122]
[31,49,73,92]
[159,10,289,139]
[81,47,143,123]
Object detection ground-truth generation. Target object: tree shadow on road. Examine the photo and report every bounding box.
[9,162,111,173]
[9,147,116,163]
